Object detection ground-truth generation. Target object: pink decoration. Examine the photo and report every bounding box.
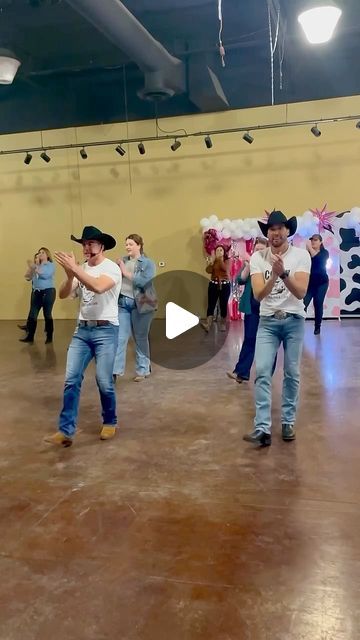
[310,204,337,234]
[203,229,219,254]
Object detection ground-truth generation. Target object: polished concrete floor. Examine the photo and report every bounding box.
[0,319,359,640]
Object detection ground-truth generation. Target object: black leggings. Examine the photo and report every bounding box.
[206,282,231,318]
[27,288,56,339]
[304,281,329,330]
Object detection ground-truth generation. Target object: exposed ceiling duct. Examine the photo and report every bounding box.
[66,0,185,101]
[65,0,229,110]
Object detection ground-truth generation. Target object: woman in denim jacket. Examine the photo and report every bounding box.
[113,234,157,381]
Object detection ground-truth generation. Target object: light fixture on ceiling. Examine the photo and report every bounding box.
[311,124,322,137]
[204,135,213,149]
[138,142,145,155]
[115,144,126,156]
[298,2,342,44]
[243,132,254,144]
[24,152,32,165]
[171,139,181,152]
[0,49,21,85]
[356,121,360,129]
[80,147,88,160]
[40,150,51,163]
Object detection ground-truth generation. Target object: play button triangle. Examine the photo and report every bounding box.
[165,302,199,340]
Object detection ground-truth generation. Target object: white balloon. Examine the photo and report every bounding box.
[214,221,223,232]
[222,229,231,239]
[200,217,210,228]
[303,210,314,221]
[209,214,218,226]
[342,213,353,229]
[350,207,360,224]
[222,218,231,227]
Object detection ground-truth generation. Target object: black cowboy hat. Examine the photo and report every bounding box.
[258,210,297,238]
[70,226,116,250]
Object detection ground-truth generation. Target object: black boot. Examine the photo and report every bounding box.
[20,317,37,343]
[45,318,54,344]
[19,334,34,344]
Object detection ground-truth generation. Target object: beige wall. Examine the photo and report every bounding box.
[1,94,360,319]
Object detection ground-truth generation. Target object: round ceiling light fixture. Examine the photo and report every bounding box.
[298,2,342,44]
[0,49,21,84]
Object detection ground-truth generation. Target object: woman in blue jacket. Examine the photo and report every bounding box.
[20,247,56,344]
[113,234,157,382]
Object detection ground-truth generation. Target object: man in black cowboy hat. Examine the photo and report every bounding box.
[44,226,122,447]
[243,210,311,447]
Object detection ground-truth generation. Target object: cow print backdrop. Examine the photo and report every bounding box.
[339,228,360,316]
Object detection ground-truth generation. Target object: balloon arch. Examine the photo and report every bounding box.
[200,206,360,320]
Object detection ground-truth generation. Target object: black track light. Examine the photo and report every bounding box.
[115,144,126,156]
[80,147,88,160]
[171,139,181,152]
[204,135,213,149]
[356,121,360,129]
[40,150,51,163]
[138,142,145,155]
[311,124,321,137]
[243,132,254,144]
[24,152,32,165]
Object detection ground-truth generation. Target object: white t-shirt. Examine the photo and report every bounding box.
[250,245,311,317]
[72,258,122,324]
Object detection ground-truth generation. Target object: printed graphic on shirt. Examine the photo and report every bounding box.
[264,269,286,300]
[79,282,97,306]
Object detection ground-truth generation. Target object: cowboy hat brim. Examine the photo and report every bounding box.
[70,233,116,250]
[258,216,297,238]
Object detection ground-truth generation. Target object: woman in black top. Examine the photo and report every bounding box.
[304,234,329,335]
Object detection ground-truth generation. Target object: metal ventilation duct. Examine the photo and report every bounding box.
[66,0,185,101]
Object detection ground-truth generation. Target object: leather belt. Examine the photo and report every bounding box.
[78,320,111,327]
[271,311,297,320]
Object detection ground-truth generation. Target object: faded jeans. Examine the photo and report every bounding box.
[253,315,305,434]
[113,295,154,376]
[59,323,119,437]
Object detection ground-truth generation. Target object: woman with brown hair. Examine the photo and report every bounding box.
[113,234,157,381]
[201,244,231,332]
[20,247,56,344]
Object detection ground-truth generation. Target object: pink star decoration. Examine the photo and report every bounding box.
[310,204,337,234]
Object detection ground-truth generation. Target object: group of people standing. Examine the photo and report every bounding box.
[203,211,330,446]
[25,212,329,449]
[18,228,156,448]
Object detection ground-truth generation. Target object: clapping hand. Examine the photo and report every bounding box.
[54,251,77,276]
[271,254,285,276]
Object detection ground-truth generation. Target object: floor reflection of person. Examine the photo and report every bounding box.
[201,244,231,332]
[304,234,329,335]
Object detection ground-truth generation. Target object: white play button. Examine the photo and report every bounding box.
[165,302,199,340]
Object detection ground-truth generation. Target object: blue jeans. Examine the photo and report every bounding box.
[59,324,119,437]
[113,295,154,376]
[254,315,305,434]
[234,312,260,380]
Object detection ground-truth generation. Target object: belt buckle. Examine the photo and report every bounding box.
[86,320,97,327]
[274,310,287,320]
